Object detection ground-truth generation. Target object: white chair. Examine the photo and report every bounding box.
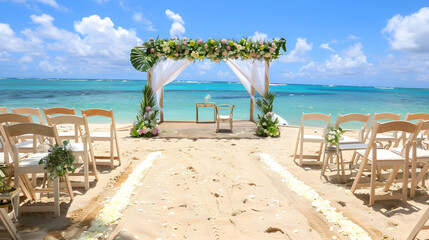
[81,109,121,169]
[48,115,99,190]
[4,123,74,216]
[0,113,34,159]
[364,113,401,148]
[215,104,234,133]
[44,107,80,143]
[293,113,331,166]
[321,113,370,182]
[351,121,420,206]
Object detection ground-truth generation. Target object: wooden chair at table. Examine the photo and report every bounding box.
[0,107,8,113]
[215,104,234,133]
[350,120,420,206]
[47,115,99,190]
[364,112,402,149]
[293,113,331,166]
[321,113,371,182]
[4,123,74,216]
[81,109,121,169]
[44,107,79,143]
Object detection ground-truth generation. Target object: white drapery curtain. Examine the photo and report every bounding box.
[148,58,191,107]
[225,59,269,96]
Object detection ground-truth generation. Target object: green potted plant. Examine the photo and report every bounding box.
[38,140,75,181]
[130,85,160,138]
[255,92,280,137]
[0,165,17,208]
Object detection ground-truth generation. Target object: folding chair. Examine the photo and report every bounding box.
[11,107,45,143]
[4,123,74,216]
[0,107,8,113]
[81,109,121,169]
[215,104,234,133]
[321,113,371,182]
[48,115,99,190]
[44,107,79,143]
[351,121,420,206]
[364,112,401,148]
[293,113,331,166]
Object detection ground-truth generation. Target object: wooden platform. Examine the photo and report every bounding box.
[156,120,259,139]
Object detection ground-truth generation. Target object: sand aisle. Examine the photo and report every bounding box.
[114,138,335,240]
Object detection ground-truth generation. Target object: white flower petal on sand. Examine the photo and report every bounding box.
[258,153,371,240]
[76,152,161,240]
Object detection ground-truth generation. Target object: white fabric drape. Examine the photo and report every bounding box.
[148,58,191,108]
[226,59,268,96]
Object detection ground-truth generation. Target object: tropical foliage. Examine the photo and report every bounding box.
[38,140,75,180]
[255,92,280,137]
[130,37,287,72]
[130,85,160,137]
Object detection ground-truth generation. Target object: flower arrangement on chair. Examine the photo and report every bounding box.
[255,92,280,137]
[130,85,160,138]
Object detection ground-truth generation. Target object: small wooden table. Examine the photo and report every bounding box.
[196,103,217,123]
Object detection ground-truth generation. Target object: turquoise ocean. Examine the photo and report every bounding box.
[1,78,429,127]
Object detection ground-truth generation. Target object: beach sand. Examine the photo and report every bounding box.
[6,123,429,239]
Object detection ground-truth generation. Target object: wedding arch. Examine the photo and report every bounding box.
[130,37,287,122]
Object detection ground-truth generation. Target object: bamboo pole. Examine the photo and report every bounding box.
[250,86,255,122]
[265,62,270,96]
[160,87,164,122]
[147,70,152,88]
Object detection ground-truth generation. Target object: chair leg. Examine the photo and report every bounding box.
[293,136,300,162]
[89,145,99,180]
[317,143,324,161]
[64,175,74,201]
[411,159,418,198]
[84,153,89,190]
[110,139,114,169]
[229,119,233,132]
[369,163,376,206]
[351,155,367,193]
[383,166,400,192]
[114,135,121,165]
[403,162,409,202]
[299,139,304,166]
[216,120,219,133]
[339,150,346,183]
[53,177,60,217]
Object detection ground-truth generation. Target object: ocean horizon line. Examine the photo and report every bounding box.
[2,77,429,90]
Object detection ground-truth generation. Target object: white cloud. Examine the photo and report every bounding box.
[5,14,141,73]
[0,51,11,61]
[198,61,214,71]
[36,0,59,9]
[320,42,335,52]
[347,34,360,40]
[94,0,109,3]
[0,23,31,52]
[296,42,373,77]
[250,31,267,41]
[165,9,185,38]
[132,12,156,31]
[217,70,232,79]
[279,38,312,62]
[382,7,429,52]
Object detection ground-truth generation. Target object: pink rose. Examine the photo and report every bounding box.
[215,59,219,63]
[259,41,263,45]
[221,39,227,44]
[174,53,179,57]
[264,53,270,58]
[204,44,208,49]
[226,46,231,50]
[269,48,274,53]
[231,57,235,60]
[130,127,133,132]
[271,43,276,47]
[211,47,214,49]
[152,128,158,135]
[138,129,146,135]
[156,52,161,57]
[185,49,189,55]
[149,37,154,41]
[150,48,155,53]
[145,106,151,111]
[198,40,203,44]
[267,112,273,116]
[222,51,227,56]
[256,54,260,58]
[183,41,187,45]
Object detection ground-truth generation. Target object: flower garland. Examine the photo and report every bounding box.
[130,37,287,72]
[76,152,161,240]
[258,153,371,240]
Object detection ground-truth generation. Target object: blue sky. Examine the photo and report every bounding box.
[1,0,429,88]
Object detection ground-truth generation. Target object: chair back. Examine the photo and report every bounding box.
[0,113,32,124]
[335,113,371,143]
[0,107,8,113]
[405,113,429,122]
[44,107,76,125]
[11,107,45,124]
[82,108,118,135]
[47,115,88,142]
[364,112,402,141]
[216,104,234,118]
[299,113,331,136]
